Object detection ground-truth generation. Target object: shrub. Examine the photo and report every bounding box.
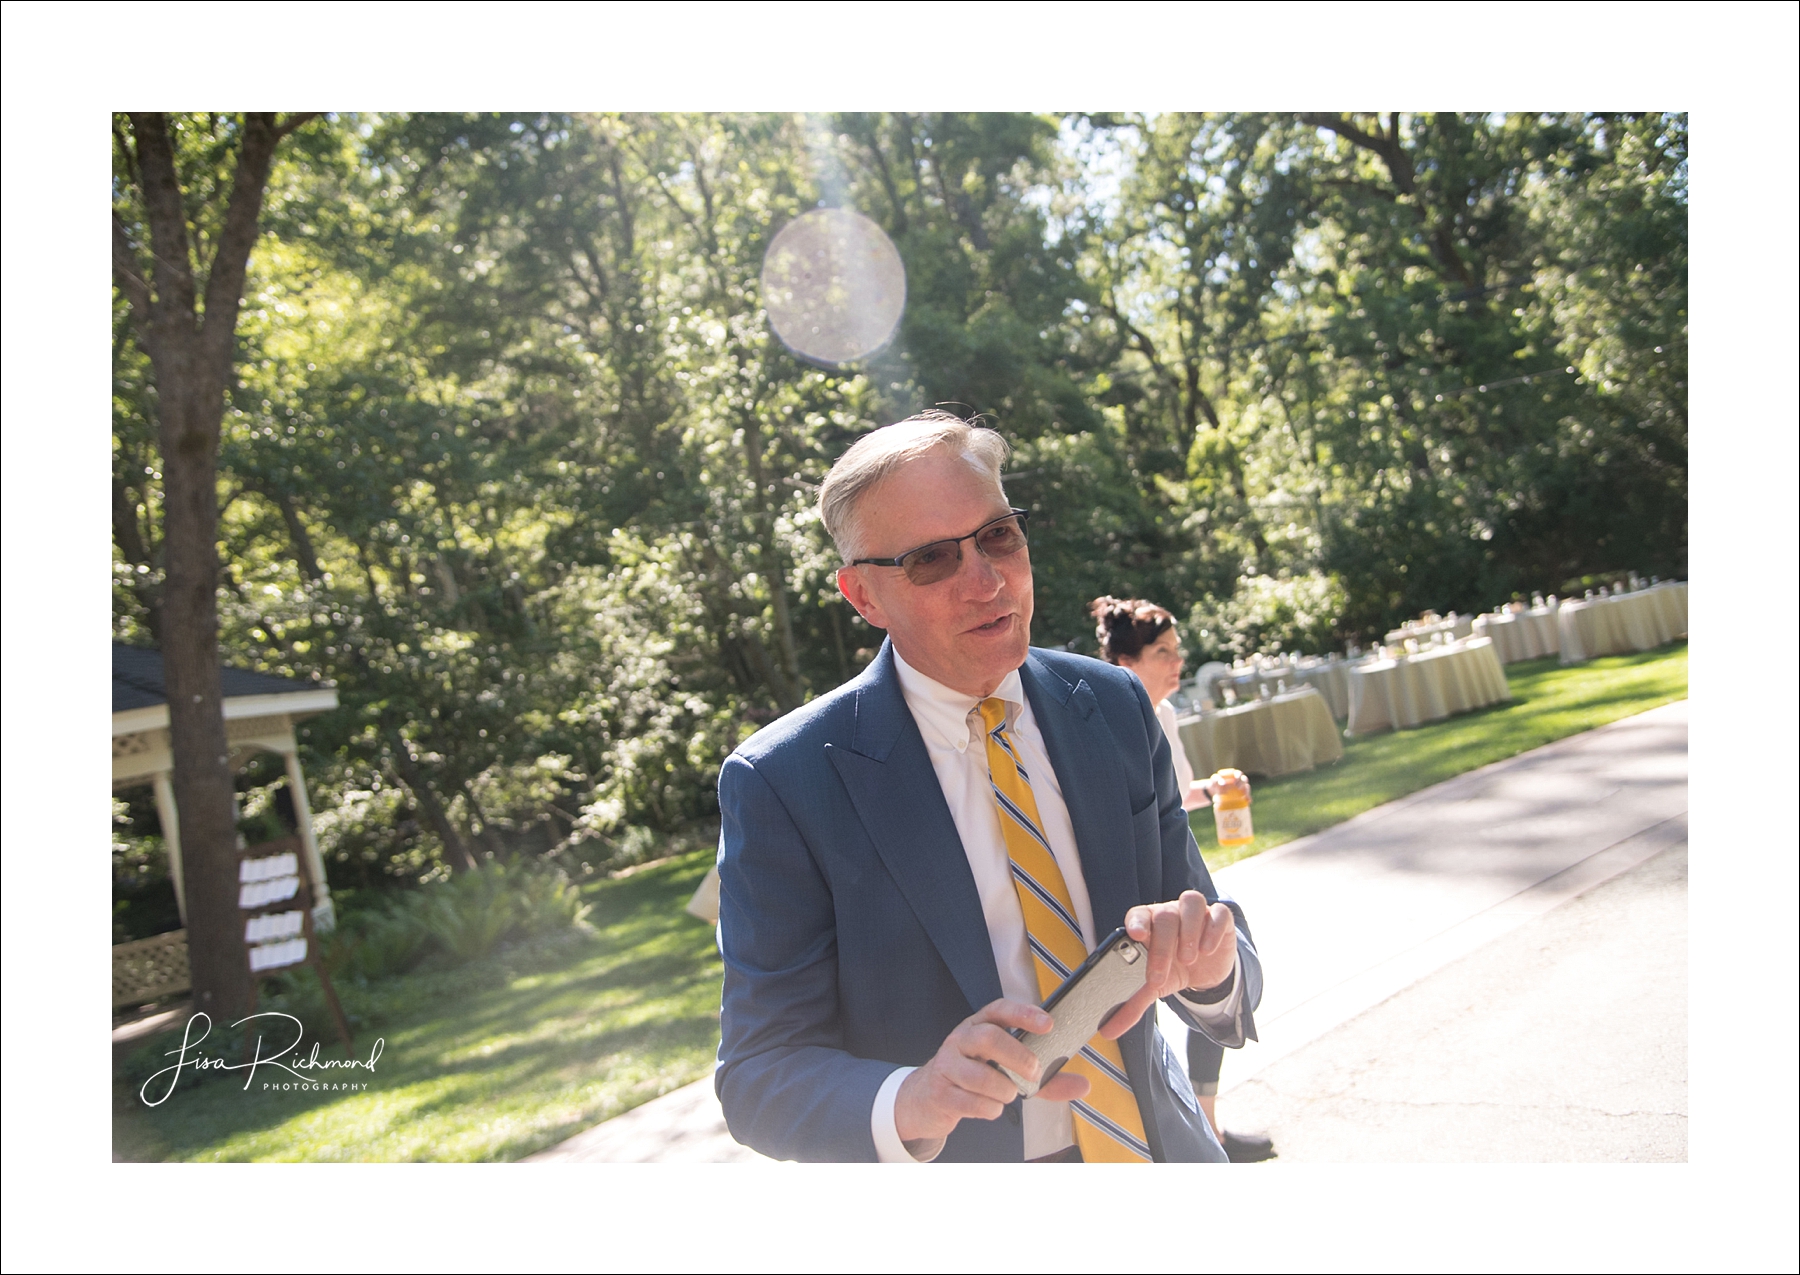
[318,907,431,983]
[509,862,593,938]
[1186,570,1348,660]
[319,859,592,981]
[400,866,520,963]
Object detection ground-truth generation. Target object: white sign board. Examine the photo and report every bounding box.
[241,851,308,971]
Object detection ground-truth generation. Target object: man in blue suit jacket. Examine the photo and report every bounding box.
[715,413,1261,1162]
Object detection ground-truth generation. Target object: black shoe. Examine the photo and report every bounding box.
[1222,1129,1276,1163]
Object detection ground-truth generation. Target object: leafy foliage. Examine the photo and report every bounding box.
[318,858,593,981]
[1187,571,1349,661]
[111,112,1686,891]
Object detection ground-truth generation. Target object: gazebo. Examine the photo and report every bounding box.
[112,642,340,930]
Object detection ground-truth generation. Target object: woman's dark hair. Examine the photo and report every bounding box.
[1089,596,1175,664]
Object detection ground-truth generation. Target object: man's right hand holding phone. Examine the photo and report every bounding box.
[893,998,1092,1157]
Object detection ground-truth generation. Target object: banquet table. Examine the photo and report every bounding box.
[1190,656,1353,721]
[1472,605,1563,664]
[1344,637,1512,736]
[1293,657,1351,720]
[1556,583,1687,664]
[1177,685,1344,779]
[1383,614,1474,646]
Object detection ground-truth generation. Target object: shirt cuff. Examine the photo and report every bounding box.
[871,1066,942,1163]
[1176,954,1242,1027]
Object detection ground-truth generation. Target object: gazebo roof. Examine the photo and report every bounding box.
[112,643,338,735]
[113,642,328,713]
[110,643,341,935]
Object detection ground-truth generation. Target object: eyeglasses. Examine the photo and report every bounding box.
[850,508,1032,586]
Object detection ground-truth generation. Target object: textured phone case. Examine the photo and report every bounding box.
[994,930,1148,1098]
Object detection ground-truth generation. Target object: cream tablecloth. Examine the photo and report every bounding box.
[1556,583,1687,664]
[1196,657,1351,721]
[1177,685,1344,779]
[1216,664,1303,702]
[1293,657,1351,720]
[1384,614,1474,646]
[1344,637,1512,736]
[1472,605,1562,664]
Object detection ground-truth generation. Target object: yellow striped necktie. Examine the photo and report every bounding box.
[979,697,1151,1163]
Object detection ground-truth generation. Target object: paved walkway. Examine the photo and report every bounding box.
[1217,836,1685,1160]
[528,701,1687,1163]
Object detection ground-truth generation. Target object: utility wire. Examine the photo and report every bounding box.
[1432,342,1683,401]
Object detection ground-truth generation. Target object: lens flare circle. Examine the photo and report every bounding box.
[761,208,905,365]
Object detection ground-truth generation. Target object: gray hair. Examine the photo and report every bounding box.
[818,411,1010,562]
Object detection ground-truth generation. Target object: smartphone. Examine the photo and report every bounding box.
[992,928,1148,1099]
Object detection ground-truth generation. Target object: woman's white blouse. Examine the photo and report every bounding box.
[1155,697,1196,794]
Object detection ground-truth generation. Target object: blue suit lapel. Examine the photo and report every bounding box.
[1019,653,1140,949]
[825,642,1004,1015]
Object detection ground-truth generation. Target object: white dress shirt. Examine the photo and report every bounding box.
[871,650,1241,1162]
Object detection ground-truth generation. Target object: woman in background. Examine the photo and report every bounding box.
[1090,595,1276,1163]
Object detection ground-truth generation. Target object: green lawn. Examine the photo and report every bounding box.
[115,642,1684,1161]
[113,851,723,1162]
[1191,643,1688,870]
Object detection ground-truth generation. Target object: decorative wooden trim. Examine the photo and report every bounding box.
[112,688,339,737]
[113,929,191,1009]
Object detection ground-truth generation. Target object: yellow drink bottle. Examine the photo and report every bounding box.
[1210,768,1253,847]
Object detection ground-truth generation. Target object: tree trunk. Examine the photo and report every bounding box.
[1298,112,1479,296]
[271,489,323,581]
[112,112,314,1020]
[737,410,803,711]
[855,116,908,235]
[112,475,163,642]
[386,725,481,873]
[157,351,248,1018]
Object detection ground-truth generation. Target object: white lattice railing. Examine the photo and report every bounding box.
[112,729,166,761]
[113,929,191,1009]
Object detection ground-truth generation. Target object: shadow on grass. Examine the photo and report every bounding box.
[117,848,731,1161]
[399,1015,720,1109]
[124,647,1688,1158]
[122,977,725,1160]
[394,951,722,1059]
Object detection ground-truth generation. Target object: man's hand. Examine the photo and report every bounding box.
[1099,891,1238,1039]
[893,999,1092,1151]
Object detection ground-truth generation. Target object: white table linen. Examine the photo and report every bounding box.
[1472,605,1563,664]
[1556,583,1687,664]
[1177,685,1344,779]
[1293,657,1351,721]
[1183,657,1351,722]
[1383,614,1474,646]
[1344,637,1512,736]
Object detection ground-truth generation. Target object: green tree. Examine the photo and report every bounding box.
[1073,112,1315,633]
[1068,112,1687,647]
[110,111,1687,896]
[112,111,318,1017]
